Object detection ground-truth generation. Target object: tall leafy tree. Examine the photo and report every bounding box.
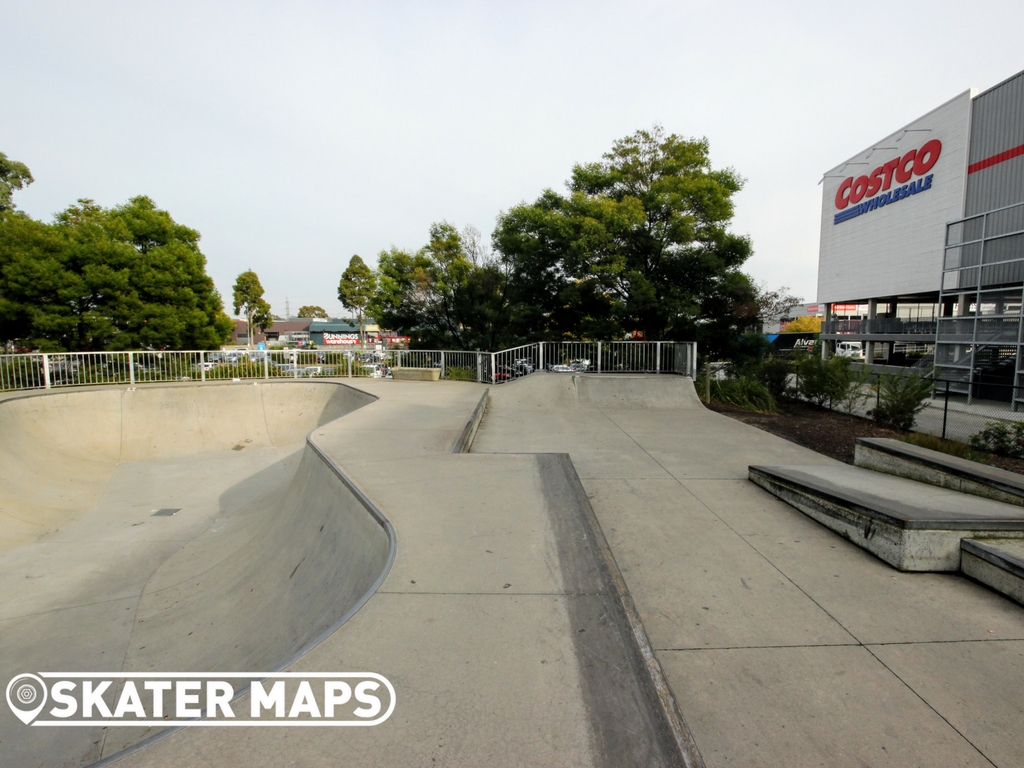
[232,270,273,346]
[337,255,376,344]
[494,126,757,356]
[0,191,232,350]
[371,224,511,349]
[0,152,33,213]
[297,305,329,319]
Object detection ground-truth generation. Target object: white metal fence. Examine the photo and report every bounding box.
[0,342,697,394]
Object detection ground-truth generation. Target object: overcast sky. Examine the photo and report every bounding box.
[4,1,1023,319]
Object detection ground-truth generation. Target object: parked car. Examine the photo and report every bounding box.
[835,341,865,360]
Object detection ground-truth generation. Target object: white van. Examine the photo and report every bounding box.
[835,341,865,360]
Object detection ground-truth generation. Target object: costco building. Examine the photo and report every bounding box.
[818,68,1024,399]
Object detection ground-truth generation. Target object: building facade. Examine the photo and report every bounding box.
[819,69,1024,396]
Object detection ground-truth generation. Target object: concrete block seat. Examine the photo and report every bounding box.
[856,437,1024,506]
[391,367,441,381]
[748,464,1024,571]
[962,538,1024,606]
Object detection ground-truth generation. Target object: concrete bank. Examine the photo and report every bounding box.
[0,381,392,766]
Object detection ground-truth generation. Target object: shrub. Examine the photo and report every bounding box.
[444,365,476,381]
[837,365,873,415]
[753,356,792,399]
[699,374,776,414]
[871,372,932,430]
[969,420,1024,459]
[794,353,853,408]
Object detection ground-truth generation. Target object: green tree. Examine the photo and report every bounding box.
[0,152,33,213]
[297,305,328,319]
[0,195,232,350]
[493,126,756,355]
[872,373,933,430]
[232,270,273,347]
[338,255,377,344]
[370,224,511,349]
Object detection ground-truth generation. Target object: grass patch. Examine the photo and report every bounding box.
[902,432,991,463]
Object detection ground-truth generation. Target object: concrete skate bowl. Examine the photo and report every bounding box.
[0,381,394,767]
[493,372,703,410]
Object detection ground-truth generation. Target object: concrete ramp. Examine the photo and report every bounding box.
[0,382,372,552]
[491,372,701,410]
[0,382,391,768]
[573,374,701,409]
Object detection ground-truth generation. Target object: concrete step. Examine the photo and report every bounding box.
[748,464,1024,571]
[855,437,1024,507]
[961,538,1024,606]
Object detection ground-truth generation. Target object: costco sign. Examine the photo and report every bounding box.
[833,139,941,225]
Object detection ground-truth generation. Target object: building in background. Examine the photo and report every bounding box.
[763,302,824,334]
[818,69,1024,399]
[308,320,410,348]
[230,319,311,347]
[937,73,1024,401]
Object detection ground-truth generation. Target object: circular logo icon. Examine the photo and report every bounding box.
[6,674,48,725]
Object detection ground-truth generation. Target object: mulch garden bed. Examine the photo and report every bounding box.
[706,398,1024,475]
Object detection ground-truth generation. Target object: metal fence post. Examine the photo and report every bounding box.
[347,351,352,378]
[263,354,269,380]
[440,350,446,379]
[42,353,51,389]
[942,380,950,440]
[538,341,544,372]
[200,350,206,383]
[129,351,135,386]
[491,352,496,383]
[597,342,602,373]
[656,341,662,373]
[476,352,482,383]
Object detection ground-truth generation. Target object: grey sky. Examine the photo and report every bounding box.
[4,1,1023,320]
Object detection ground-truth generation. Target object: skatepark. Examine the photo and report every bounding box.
[3,373,1024,767]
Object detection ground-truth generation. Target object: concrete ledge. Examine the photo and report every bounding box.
[452,389,488,454]
[542,453,706,768]
[748,465,1024,571]
[856,437,1024,507]
[961,538,1024,606]
[393,367,441,381]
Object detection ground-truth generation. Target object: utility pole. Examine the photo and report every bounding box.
[285,297,291,320]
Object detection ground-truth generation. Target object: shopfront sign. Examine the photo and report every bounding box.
[322,332,360,346]
[833,139,941,225]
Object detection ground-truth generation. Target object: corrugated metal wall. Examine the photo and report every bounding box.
[966,70,1024,216]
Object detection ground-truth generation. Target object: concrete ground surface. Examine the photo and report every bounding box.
[5,373,1024,767]
[2,378,684,768]
[475,374,1024,768]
